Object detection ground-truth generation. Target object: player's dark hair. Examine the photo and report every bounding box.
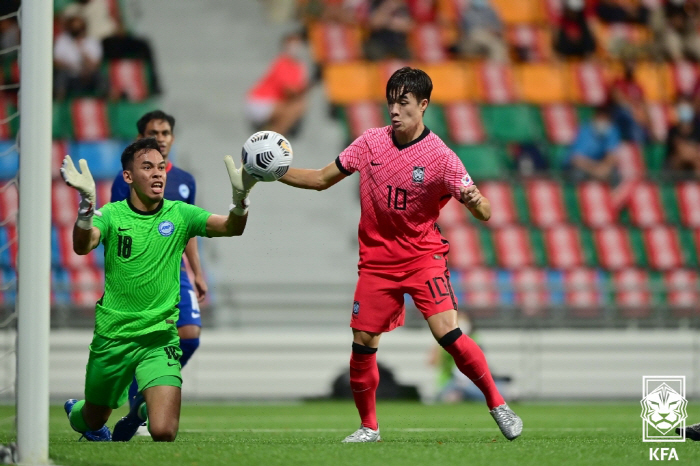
[136,110,176,136]
[386,67,433,105]
[121,138,162,170]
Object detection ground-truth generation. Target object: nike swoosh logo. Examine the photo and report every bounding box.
[191,312,200,318]
[118,227,131,231]
[434,298,447,305]
[370,161,381,166]
[167,362,179,367]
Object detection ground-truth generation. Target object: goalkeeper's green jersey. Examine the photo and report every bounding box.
[93,198,210,339]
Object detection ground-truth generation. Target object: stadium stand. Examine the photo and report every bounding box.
[301,0,700,326]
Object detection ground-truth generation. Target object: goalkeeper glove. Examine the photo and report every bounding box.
[60,155,101,230]
[224,155,257,216]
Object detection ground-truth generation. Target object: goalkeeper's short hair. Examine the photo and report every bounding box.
[121,138,162,170]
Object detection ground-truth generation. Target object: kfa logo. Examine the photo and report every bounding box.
[649,448,679,461]
[352,301,360,315]
[412,166,425,183]
[641,376,687,442]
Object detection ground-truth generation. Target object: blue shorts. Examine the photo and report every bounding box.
[177,270,201,328]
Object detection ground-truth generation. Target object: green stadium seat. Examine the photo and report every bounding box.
[628,228,647,267]
[644,144,666,174]
[454,145,508,179]
[480,104,546,143]
[679,228,699,268]
[529,228,546,267]
[579,227,598,266]
[575,105,594,124]
[52,101,73,140]
[477,225,496,267]
[511,183,529,224]
[108,99,159,140]
[422,105,448,142]
[660,183,680,224]
[563,185,582,224]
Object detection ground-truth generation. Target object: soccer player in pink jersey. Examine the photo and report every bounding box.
[279,67,522,442]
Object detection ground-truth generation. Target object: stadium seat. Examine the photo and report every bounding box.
[567,61,607,105]
[458,267,500,312]
[643,225,684,270]
[616,143,646,180]
[646,103,672,142]
[613,268,652,317]
[438,197,468,230]
[106,59,151,102]
[493,225,534,268]
[454,145,508,180]
[477,181,518,226]
[72,140,128,180]
[593,226,635,269]
[515,63,567,104]
[480,104,546,142]
[490,0,544,24]
[577,181,616,227]
[108,100,159,140]
[51,266,71,306]
[543,225,585,269]
[323,62,375,104]
[96,180,114,208]
[670,61,699,97]
[628,62,673,103]
[563,267,605,311]
[475,62,517,103]
[562,184,582,224]
[68,266,104,308]
[0,225,17,268]
[643,143,667,175]
[513,268,549,317]
[508,24,553,62]
[308,22,363,63]
[445,224,483,269]
[341,102,386,141]
[52,181,80,226]
[53,100,73,139]
[422,104,449,141]
[410,23,449,63]
[541,104,578,145]
[676,181,700,228]
[443,102,485,144]
[524,179,567,227]
[665,269,699,312]
[373,60,409,100]
[0,266,16,305]
[52,140,69,179]
[660,183,680,224]
[55,226,97,269]
[0,141,18,179]
[627,181,665,227]
[0,182,17,225]
[0,98,17,140]
[420,62,469,103]
[71,98,110,140]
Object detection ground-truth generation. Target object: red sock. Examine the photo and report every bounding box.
[349,349,379,430]
[443,334,505,410]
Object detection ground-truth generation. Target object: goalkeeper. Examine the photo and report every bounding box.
[61,137,256,441]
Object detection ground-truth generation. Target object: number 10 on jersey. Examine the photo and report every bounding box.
[387,185,407,210]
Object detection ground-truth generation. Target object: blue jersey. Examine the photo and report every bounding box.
[110,162,197,289]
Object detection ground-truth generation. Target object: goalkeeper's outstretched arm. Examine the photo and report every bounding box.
[60,155,103,255]
[279,161,346,191]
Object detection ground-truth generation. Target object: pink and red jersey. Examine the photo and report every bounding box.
[337,126,472,271]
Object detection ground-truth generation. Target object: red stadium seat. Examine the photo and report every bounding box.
[2,224,17,268]
[71,99,110,140]
[460,267,500,310]
[345,102,385,140]
[108,59,150,102]
[508,24,553,62]
[443,102,485,144]
[446,224,483,269]
[478,181,517,227]
[0,182,17,226]
[541,103,578,145]
[643,225,684,270]
[594,226,635,270]
[52,140,69,180]
[628,181,664,227]
[52,181,81,226]
[670,61,699,97]
[513,268,548,316]
[56,226,97,269]
[646,102,672,142]
[564,268,603,309]
[96,180,113,208]
[665,269,699,310]
[613,268,652,315]
[577,181,616,227]
[309,22,363,63]
[676,181,700,228]
[438,197,468,230]
[525,179,566,227]
[544,225,584,269]
[568,61,607,105]
[69,267,104,308]
[410,23,448,63]
[476,62,517,104]
[373,60,409,100]
[493,225,533,268]
[617,143,645,180]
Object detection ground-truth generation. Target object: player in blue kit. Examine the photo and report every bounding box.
[110,110,204,437]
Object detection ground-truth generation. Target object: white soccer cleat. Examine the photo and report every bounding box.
[135,425,150,437]
[342,425,381,443]
[490,403,523,441]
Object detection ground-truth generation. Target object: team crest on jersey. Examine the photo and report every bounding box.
[352,301,360,315]
[179,184,190,199]
[158,221,175,237]
[412,166,425,183]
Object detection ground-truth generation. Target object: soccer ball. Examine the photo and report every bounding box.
[241,131,293,182]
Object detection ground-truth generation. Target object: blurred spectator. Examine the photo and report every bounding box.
[656,0,700,61]
[595,0,649,24]
[608,60,649,143]
[563,105,621,183]
[457,0,508,62]
[245,32,309,136]
[63,0,117,40]
[0,15,19,50]
[102,18,162,95]
[363,0,413,60]
[666,95,700,176]
[53,15,107,100]
[553,0,597,58]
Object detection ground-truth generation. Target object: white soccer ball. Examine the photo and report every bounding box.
[241,131,293,182]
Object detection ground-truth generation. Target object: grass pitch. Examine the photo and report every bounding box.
[1,401,699,466]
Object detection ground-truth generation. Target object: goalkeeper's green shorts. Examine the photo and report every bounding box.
[84,329,182,409]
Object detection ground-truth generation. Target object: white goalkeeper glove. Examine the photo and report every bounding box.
[224,155,257,216]
[60,155,101,230]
